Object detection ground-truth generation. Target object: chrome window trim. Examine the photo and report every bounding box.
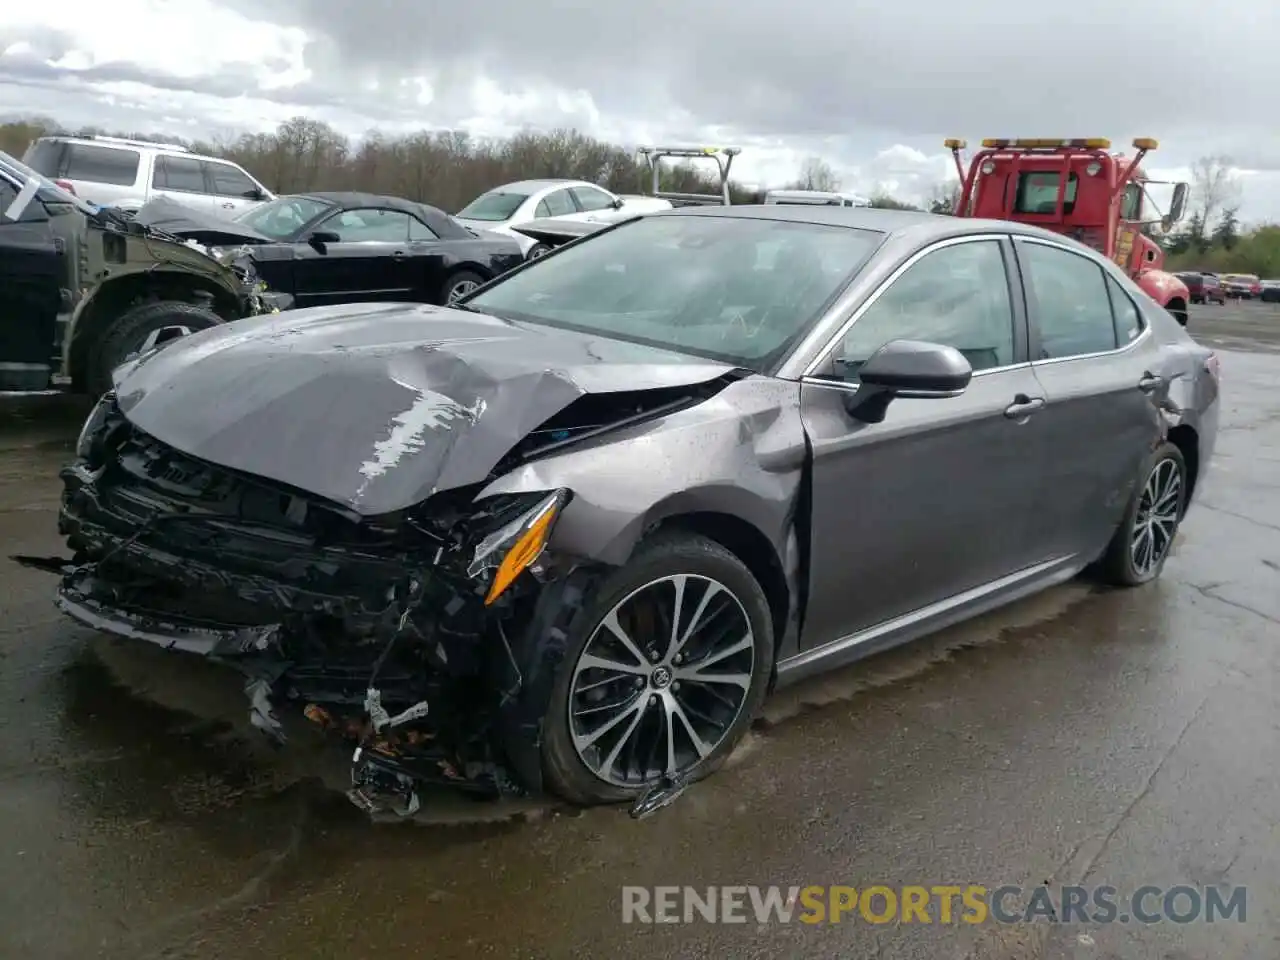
[799,359,1033,393]
[791,233,1015,379]
[1012,235,1153,363]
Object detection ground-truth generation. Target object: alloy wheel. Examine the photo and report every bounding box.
[447,280,479,303]
[1131,458,1182,576]
[568,574,755,787]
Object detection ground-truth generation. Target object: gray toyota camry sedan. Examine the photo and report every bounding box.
[30,205,1220,817]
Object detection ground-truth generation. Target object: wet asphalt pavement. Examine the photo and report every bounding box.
[2,301,1280,960]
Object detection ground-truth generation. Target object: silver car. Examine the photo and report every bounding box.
[36,206,1220,817]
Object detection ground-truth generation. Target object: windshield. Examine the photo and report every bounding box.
[465,214,883,371]
[0,148,97,215]
[234,195,334,239]
[457,190,530,222]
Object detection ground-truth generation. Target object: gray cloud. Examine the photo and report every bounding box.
[221,0,1279,169]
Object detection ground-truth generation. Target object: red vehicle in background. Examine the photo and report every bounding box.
[1220,273,1262,299]
[944,137,1192,325]
[1177,272,1226,305]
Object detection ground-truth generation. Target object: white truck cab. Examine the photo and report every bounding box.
[764,189,870,207]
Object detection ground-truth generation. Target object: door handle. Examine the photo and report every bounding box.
[391,250,406,258]
[1137,372,1163,393]
[221,202,234,209]
[1004,395,1045,419]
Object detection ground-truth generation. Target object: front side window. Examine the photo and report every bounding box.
[1120,183,1143,221]
[1018,241,1118,359]
[465,215,882,370]
[207,161,259,198]
[457,190,529,222]
[1014,172,1079,215]
[317,208,412,242]
[235,195,335,240]
[832,240,1016,381]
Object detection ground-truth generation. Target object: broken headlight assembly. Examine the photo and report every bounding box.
[466,488,572,605]
[75,390,117,465]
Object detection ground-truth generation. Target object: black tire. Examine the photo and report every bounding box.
[1098,442,1187,587]
[88,300,222,395]
[526,243,552,261]
[441,270,485,305]
[541,531,775,806]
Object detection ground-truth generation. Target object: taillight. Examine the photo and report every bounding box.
[53,179,76,195]
[1205,352,1220,382]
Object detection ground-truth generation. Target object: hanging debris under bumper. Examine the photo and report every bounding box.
[37,409,603,816]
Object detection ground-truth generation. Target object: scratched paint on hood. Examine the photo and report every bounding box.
[356,383,486,498]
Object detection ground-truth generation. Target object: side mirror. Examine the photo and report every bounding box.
[611,197,626,210]
[307,230,341,253]
[243,187,267,201]
[840,339,973,423]
[1168,182,1189,225]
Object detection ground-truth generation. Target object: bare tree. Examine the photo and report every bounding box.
[791,156,841,192]
[1190,155,1242,232]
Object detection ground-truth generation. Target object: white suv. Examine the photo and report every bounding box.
[21,135,274,216]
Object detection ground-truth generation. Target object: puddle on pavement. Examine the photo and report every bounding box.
[76,577,1102,832]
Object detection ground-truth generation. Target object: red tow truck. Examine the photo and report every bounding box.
[944,137,1192,325]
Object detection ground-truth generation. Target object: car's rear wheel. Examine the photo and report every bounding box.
[541,532,774,806]
[1099,442,1187,587]
[526,243,551,261]
[88,300,222,396]
[442,270,485,305]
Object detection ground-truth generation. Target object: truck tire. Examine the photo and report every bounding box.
[88,300,222,395]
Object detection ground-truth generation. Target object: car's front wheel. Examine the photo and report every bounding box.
[541,532,774,805]
[1099,442,1187,586]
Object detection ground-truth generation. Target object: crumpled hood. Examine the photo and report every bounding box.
[133,196,271,246]
[110,302,735,515]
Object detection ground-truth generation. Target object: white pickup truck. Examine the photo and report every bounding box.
[454,179,672,258]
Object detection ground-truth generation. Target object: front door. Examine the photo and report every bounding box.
[800,235,1052,648]
[1014,237,1166,559]
[0,177,61,388]
[291,207,417,306]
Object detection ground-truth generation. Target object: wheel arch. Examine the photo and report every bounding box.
[67,271,240,390]
[1166,423,1200,516]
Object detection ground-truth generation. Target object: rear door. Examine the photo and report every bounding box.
[800,234,1050,647]
[290,207,417,306]
[150,154,217,212]
[0,177,61,387]
[1014,236,1164,558]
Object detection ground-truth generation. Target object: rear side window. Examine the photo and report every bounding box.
[153,156,207,193]
[22,140,66,176]
[1106,275,1143,345]
[63,143,140,186]
[1018,241,1118,359]
[206,161,258,198]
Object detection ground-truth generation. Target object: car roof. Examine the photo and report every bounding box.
[295,191,447,219]
[487,179,591,193]
[37,134,227,164]
[654,203,1080,246]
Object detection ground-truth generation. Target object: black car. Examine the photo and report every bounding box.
[134,192,525,307]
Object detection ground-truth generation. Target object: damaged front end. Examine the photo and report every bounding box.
[43,392,587,816]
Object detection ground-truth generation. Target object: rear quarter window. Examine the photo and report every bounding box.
[22,140,66,176]
[62,143,140,186]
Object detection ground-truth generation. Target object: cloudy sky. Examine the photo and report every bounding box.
[2,0,1278,218]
